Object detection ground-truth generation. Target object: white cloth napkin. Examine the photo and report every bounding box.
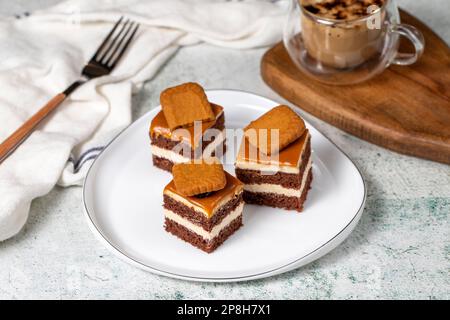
[0,0,286,241]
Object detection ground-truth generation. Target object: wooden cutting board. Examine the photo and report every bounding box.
[261,10,450,165]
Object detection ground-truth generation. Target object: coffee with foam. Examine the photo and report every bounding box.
[300,0,386,69]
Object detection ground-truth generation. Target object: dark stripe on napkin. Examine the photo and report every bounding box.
[68,146,105,173]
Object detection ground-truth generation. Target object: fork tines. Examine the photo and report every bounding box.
[90,17,140,70]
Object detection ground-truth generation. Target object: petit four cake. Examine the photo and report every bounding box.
[235,105,312,212]
[163,159,244,253]
[150,82,226,172]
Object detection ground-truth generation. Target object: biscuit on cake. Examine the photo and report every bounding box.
[172,158,227,196]
[160,82,215,130]
[244,105,306,155]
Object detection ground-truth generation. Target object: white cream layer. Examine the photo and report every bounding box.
[243,158,312,197]
[164,202,244,241]
[151,145,190,163]
[152,131,225,164]
[235,161,299,174]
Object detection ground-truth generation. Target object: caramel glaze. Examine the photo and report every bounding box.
[164,172,243,218]
[150,103,224,148]
[238,129,310,167]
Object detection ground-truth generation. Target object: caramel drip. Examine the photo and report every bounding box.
[238,130,309,167]
[150,104,223,147]
[164,172,243,218]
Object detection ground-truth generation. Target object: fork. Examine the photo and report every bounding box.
[0,17,139,164]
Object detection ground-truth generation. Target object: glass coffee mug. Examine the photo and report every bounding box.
[283,0,425,85]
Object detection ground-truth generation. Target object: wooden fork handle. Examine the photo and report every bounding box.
[0,93,67,164]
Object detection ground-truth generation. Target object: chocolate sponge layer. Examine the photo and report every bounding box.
[243,169,313,212]
[164,216,242,253]
[152,155,174,172]
[235,136,311,189]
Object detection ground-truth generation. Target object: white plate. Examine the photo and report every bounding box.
[83,90,366,282]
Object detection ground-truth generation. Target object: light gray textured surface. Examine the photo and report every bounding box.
[0,0,449,300]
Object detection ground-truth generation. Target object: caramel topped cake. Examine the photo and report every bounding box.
[237,131,310,174]
[149,83,226,172]
[235,105,312,212]
[163,160,244,253]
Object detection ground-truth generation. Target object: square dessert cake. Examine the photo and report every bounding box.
[150,82,226,172]
[163,160,244,253]
[235,105,312,212]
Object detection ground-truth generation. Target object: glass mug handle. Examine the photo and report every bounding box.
[389,24,425,66]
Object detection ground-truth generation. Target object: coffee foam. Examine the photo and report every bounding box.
[302,0,385,20]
